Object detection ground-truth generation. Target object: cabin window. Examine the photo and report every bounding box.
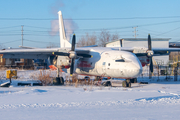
[115,59,125,62]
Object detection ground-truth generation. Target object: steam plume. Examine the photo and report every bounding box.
[49,0,79,41]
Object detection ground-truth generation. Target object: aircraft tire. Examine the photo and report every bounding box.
[126,79,131,88]
[60,77,64,85]
[122,81,127,87]
[102,81,111,86]
[53,77,64,85]
[130,78,137,83]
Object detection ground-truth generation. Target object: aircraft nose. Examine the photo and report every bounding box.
[131,62,142,77]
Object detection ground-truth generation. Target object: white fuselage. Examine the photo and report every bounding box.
[57,11,142,79]
[74,47,142,79]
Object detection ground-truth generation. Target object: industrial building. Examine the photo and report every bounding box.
[106,38,171,65]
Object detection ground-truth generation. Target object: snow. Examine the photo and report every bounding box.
[1,70,180,119]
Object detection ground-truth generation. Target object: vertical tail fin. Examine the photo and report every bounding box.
[58,11,71,48]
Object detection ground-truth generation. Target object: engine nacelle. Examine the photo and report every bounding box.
[56,56,71,68]
[69,51,76,59]
[147,50,154,57]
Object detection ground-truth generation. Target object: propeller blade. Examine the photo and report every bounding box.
[53,52,69,56]
[148,34,153,78]
[70,34,76,76]
[70,58,75,76]
[120,39,122,47]
[71,34,76,51]
[149,57,153,73]
[148,34,152,50]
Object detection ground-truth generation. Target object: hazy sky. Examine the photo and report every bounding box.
[0,0,180,48]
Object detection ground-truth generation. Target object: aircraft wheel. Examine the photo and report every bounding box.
[106,81,111,86]
[60,77,64,85]
[102,81,111,86]
[126,79,131,88]
[130,78,137,83]
[53,77,64,85]
[122,81,127,87]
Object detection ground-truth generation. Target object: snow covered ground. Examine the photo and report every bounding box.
[1,70,180,120]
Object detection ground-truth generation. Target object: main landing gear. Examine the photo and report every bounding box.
[122,78,137,88]
[53,68,64,85]
[122,79,131,88]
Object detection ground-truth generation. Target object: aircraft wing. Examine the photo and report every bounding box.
[0,48,61,59]
[152,48,180,56]
[112,47,180,56]
[0,47,91,59]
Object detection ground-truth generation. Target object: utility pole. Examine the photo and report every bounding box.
[132,26,138,38]
[21,25,24,46]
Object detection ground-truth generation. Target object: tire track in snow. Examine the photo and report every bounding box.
[135,90,180,104]
[1,97,180,109]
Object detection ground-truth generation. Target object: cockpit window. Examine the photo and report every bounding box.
[115,59,125,62]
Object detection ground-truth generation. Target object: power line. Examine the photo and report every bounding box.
[24,39,59,44]
[0,33,21,36]
[24,25,50,29]
[0,25,21,29]
[1,16,180,21]
[2,20,178,32]
[154,26,180,37]
[66,16,180,20]
[0,39,21,44]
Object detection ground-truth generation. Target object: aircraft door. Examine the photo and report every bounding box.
[102,52,111,75]
[102,62,106,73]
[97,52,110,75]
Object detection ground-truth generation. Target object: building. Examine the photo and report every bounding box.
[169,42,180,62]
[106,38,171,65]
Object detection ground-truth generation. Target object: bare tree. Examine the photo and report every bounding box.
[46,42,58,48]
[111,32,119,41]
[77,36,86,47]
[0,44,5,49]
[98,30,119,47]
[77,30,119,47]
[98,29,111,47]
[77,33,97,47]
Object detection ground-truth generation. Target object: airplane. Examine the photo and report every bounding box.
[0,11,180,87]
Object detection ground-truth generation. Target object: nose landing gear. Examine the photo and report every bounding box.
[122,78,137,87]
[122,79,131,88]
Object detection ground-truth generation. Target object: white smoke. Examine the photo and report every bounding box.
[64,18,78,41]
[50,0,64,16]
[49,0,79,41]
[49,20,59,36]
[49,19,78,41]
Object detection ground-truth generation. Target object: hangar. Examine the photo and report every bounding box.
[106,38,171,65]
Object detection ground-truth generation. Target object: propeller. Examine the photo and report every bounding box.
[120,39,123,47]
[147,34,154,78]
[70,34,76,76]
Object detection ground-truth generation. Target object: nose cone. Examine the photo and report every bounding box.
[118,51,143,78]
[124,56,142,78]
[131,63,143,77]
